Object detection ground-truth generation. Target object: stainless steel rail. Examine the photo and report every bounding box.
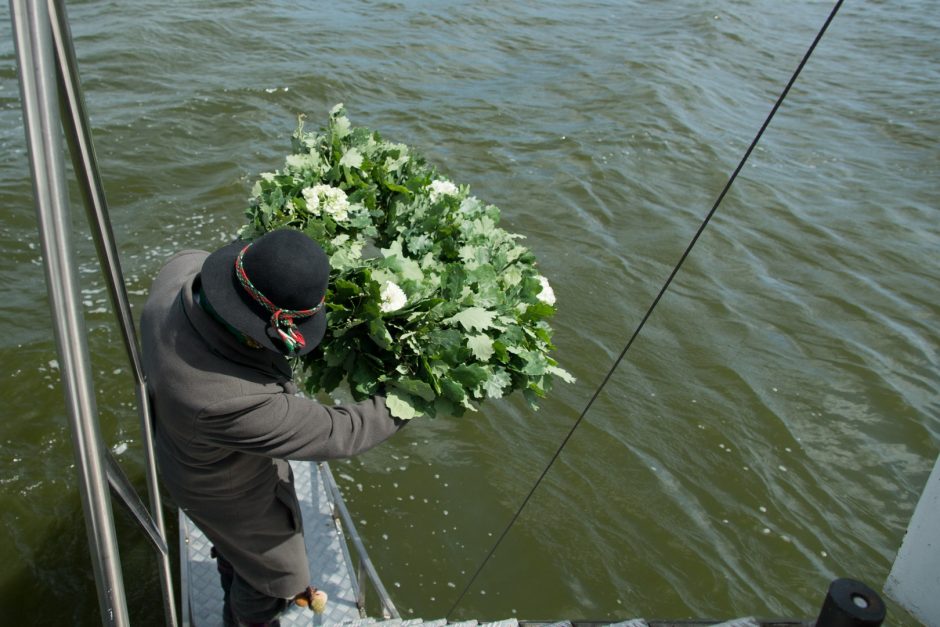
[9,1,177,625]
[321,463,401,620]
[47,0,178,623]
[11,4,397,626]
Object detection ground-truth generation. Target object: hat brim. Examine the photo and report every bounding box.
[200,239,327,356]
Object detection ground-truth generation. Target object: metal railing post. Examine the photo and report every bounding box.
[9,0,129,624]
[356,556,367,614]
[321,463,400,620]
[45,1,178,624]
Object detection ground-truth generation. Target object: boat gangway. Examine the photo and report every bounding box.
[181,460,398,626]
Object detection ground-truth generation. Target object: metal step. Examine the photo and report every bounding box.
[180,461,363,626]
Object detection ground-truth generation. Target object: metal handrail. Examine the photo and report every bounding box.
[10,1,177,625]
[320,463,401,620]
[10,0,129,624]
[13,3,398,625]
[46,1,177,623]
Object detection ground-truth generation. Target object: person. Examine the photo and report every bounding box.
[140,228,406,626]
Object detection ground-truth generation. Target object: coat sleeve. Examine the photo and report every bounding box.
[195,392,405,461]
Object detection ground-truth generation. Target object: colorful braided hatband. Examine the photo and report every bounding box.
[235,244,325,353]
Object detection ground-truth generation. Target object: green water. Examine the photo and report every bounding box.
[1,1,937,624]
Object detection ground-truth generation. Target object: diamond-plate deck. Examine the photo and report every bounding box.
[181,461,362,626]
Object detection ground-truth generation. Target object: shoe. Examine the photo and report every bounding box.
[294,586,328,614]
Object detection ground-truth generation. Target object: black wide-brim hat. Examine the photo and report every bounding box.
[200,229,330,356]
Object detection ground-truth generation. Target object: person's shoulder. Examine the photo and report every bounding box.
[147,249,208,298]
[166,249,209,267]
[156,249,208,279]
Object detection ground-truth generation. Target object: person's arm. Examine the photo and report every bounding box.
[196,392,405,460]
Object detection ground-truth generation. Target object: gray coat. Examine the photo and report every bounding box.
[140,250,403,598]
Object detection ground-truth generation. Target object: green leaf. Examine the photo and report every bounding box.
[318,365,345,393]
[482,369,512,399]
[519,350,550,376]
[491,340,510,363]
[323,340,351,367]
[384,180,411,195]
[446,307,496,332]
[466,334,494,361]
[332,278,362,299]
[441,266,466,300]
[439,377,467,403]
[523,387,542,411]
[385,390,421,420]
[451,364,488,390]
[351,357,381,398]
[303,220,327,243]
[433,396,456,418]
[392,377,436,402]
[548,365,576,384]
[368,318,393,350]
[398,257,425,283]
[501,266,523,287]
[429,328,466,363]
[522,301,556,321]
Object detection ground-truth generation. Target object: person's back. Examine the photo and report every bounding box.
[141,230,404,626]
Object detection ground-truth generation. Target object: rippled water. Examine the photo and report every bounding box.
[1,1,937,624]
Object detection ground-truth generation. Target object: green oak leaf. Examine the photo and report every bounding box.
[385,390,420,420]
[368,318,393,350]
[520,350,550,376]
[548,365,576,384]
[451,364,489,390]
[446,307,496,332]
[466,334,495,361]
[392,377,436,402]
[482,369,512,399]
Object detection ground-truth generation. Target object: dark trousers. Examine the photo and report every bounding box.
[213,548,289,627]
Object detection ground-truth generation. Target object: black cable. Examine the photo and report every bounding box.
[445,0,846,619]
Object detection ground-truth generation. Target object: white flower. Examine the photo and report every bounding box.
[536,275,556,305]
[379,281,407,313]
[301,187,321,215]
[302,184,350,222]
[428,179,458,202]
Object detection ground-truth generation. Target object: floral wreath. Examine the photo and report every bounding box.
[238,104,573,419]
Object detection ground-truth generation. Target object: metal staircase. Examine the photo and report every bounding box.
[181,461,398,626]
